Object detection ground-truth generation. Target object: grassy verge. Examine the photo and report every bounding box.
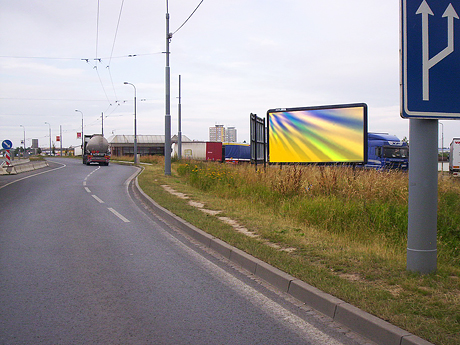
[132,156,459,345]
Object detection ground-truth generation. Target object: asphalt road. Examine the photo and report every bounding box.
[0,158,373,345]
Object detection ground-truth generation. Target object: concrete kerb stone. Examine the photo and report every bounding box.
[254,260,294,293]
[209,237,233,259]
[334,303,413,345]
[288,279,344,319]
[401,335,435,345]
[228,247,258,274]
[132,176,434,345]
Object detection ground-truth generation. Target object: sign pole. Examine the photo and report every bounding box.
[407,118,438,273]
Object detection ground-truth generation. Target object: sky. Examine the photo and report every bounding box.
[1,0,459,151]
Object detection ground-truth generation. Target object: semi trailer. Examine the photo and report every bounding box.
[83,134,110,166]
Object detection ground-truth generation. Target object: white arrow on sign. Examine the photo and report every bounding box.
[417,1,459,101]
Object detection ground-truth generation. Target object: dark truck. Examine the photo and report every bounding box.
[83,134,110,166]
[366,133,408,170]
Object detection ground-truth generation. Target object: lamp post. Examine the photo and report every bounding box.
[20,125,26,157]
[124,82,138,165]
[164,1,172,175]
[45,122,51,156]
[178,75,182,160]
[75,109,84,148]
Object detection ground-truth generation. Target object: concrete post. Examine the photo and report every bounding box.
[407,119,438,273]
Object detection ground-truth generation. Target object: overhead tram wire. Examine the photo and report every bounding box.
[106,0,126,104]
[95,0,100,70]
[172,0,205,36]
[92,0,114,109]
[108,0,126,67]
[0,53,162,61]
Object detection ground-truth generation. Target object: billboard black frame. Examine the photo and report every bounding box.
[266,103,368,165]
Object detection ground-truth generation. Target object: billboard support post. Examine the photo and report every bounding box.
[407,118,438,273]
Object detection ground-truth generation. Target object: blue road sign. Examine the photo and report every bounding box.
[2,140,13,150]
[402,0,460,118]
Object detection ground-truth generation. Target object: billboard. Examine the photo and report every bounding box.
[267,103,368,164]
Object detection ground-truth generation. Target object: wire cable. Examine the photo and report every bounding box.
[95,0,100,68]
[94,63,112,105]
[0,53,162,60]
[172,0,205,36]
[106,0,126,104]
[109,0,125,67]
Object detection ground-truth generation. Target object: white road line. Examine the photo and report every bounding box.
[83,181,86,186]
[0,161,66,190]
[164,227,344,345]
[92,195,105,203]
[84,187,91,193]
[107,207,130,223]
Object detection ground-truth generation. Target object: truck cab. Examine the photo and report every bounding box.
[366,133,409,170]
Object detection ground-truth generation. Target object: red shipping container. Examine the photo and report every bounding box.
[206,142,222,161]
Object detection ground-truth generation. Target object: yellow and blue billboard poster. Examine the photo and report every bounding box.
[267,103,368,164]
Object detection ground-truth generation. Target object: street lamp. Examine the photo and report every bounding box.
[20,125,26,157]
[124,82,138,165]
[45,122,51,156]
[75,109,84,148]
[165,2,171,175]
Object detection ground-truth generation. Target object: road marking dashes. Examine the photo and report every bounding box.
[108,207,130,223]
[92,195,104,204]
[84,167,129,223]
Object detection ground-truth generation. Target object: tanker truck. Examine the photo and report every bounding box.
[83,134,110,166]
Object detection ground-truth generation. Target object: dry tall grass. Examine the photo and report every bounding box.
[176,161,458,266]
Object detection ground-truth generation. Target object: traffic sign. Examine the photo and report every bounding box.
[402,0,460,118]
[2,139,13,150]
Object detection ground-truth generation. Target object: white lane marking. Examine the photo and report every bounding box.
[108,207,130,223]
[92,195,105,203]
[84,187,91,193]
[83,166,100,185]
[0,161,66,190]
[162,230,344,345]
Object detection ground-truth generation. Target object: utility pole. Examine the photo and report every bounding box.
[75,110,84,149]
[60,125,63,157]
[124,82,138,165]
[164,2,172,175]
[101,112,104,137]
[45,122,51,156]
[178,75,182,160]
[20,125,26,157]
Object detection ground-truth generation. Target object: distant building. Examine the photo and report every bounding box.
[226,127,237,143]
[108,134,191,156]
[209,125,237,143]
[209,125,225,142]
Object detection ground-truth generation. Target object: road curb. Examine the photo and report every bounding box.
[133,177,433,345]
